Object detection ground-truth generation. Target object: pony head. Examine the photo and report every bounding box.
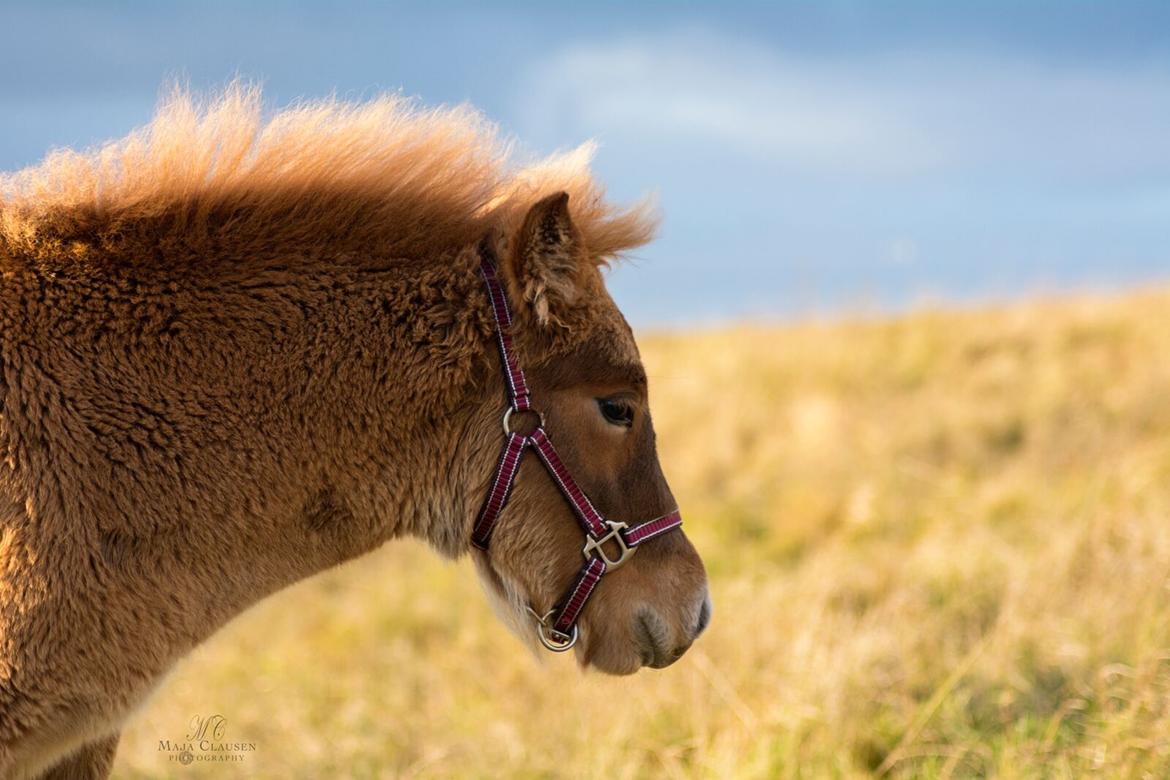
[470,192,711,674]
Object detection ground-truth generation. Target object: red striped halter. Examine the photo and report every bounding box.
[470,244,683,652]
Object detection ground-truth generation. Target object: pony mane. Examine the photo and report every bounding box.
[0,83,657,267]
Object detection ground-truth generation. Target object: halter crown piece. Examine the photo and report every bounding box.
[471,242,684,652]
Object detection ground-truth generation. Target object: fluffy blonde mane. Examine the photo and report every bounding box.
[0,84,656,267]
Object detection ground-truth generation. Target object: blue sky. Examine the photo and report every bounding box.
[2,2,1168,325]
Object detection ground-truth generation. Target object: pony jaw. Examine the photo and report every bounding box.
[471,554,547,658]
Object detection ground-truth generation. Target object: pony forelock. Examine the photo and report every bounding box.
[0,82,658,266]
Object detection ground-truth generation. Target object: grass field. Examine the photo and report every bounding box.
[117,288,1170,778]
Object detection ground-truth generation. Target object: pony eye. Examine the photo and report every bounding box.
[597,398,635,428]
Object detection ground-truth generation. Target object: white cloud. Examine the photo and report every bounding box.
[514,29,1170,181]
[515,30,946,174]
[887,238,919,266]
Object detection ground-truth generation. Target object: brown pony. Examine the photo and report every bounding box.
[0,85,710,778]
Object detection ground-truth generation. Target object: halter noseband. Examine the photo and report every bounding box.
[470,243,683,652]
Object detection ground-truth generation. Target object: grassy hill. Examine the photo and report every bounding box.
[118,289,1170,778]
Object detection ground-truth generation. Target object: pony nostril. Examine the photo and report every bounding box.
[636,601,708,669]
[694,592,713,638]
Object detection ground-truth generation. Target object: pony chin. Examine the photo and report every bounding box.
[471,553,546,660]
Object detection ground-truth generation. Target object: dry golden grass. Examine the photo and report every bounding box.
[117,288,1170,778]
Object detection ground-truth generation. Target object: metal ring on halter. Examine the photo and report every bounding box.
[502,406,545,436]
[526,606,578,652]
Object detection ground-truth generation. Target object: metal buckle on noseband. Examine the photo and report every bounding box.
[582,520,637,570]
[526,606,578,652]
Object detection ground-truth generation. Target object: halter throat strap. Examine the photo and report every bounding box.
[470,243,683,650]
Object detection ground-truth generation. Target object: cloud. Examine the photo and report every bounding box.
[887,238,919,266]
[515,30,945,174]
[514,29,1170,182]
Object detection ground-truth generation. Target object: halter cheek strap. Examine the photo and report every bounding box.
[471,245,683,651]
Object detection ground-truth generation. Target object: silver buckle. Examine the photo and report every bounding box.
[526,607,578,652]
[582,520,637,570]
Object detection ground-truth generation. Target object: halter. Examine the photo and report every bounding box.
[470,243,683,652]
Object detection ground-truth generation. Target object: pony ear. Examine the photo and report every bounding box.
[504,191,586,326]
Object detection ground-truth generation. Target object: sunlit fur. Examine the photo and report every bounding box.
[0,82,655,276]
[0,87,706,779]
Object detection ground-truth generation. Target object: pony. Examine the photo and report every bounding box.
[0,85,710,779]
